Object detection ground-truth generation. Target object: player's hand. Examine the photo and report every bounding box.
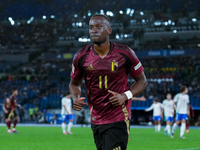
[187,111,190,117]
[140,96,146,101]
[5,110,8,113]
[108,90,127,106]
[73,97,87,111]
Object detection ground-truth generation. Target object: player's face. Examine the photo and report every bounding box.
[14,90,18,95]
[184,88,188,94]
[166,94,171,100]
[6,98,10,103]
[89,17,111,45]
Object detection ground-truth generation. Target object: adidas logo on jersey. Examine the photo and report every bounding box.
[87,64,94,70]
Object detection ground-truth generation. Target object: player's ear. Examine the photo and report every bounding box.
[107,27,112,35]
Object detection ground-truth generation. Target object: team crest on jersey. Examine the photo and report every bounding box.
[111,60,118,72]
[72,64,75,74]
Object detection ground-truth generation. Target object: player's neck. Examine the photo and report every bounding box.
[94,40,110,58]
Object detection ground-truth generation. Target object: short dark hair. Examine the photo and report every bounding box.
[154,98,158,102]
[12,88,17,92]
[65,91,70,96]
[180,85,187,93]
[91,14,111,25]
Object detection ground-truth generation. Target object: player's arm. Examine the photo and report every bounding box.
[145,104,153,112]
[69,78,87,111]
[132,96,146,101]
[172,101,176,111]
[187,104,190,116]
[109,72,147,106]
[3,104,8,113]
[63,105,69,115]
[160,103,164,119]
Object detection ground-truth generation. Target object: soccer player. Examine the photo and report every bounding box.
[69,14,147,150]
[162,93,174,136]
[3,97,13,133]
[186,104,194,133]
[171,85,190,139]
[9,88,19,133]
[61,91,73,135]
[145,98,163,132]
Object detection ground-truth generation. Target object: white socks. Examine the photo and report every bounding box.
[166,125,171,134]
[154,125,161,132]
[62,123,66,133]
[155,125,158,131]
[67,122,73,132]
[180,123,186,137]
[158,124,161,132]
[172,123,177,134]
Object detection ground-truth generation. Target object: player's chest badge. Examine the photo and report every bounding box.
[111,60,118,72]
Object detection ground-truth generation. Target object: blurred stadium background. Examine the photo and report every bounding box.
[0,0,200,126]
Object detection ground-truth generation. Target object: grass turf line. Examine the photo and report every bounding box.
[0,127,199,150]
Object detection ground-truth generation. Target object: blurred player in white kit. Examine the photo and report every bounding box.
[171,86,189,139]
[61,91,73,135]
[145,98,163,132]
[162,93,174,136]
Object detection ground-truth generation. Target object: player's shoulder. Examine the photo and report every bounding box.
[62,97,67,101]
[113,43,136,55]
[73,44,93,60]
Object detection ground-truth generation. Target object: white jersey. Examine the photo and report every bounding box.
[173,93,189,114]
[146,102,163,116]
[162,99,174,117]
[61,97,72,115]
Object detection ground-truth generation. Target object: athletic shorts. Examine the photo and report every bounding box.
[62,114,73,122]
[153,116,161,121]
[91,120,129,150]
[165,116,173,123]
[4,109,17,119]
[175,113,188,121]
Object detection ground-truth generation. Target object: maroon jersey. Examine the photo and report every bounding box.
[10,95,17,109]
[4,101,10,112]
[71,42,144,125]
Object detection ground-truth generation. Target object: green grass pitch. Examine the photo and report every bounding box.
[0,126,199,150]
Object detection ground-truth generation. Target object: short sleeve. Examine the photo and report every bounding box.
[187,95,190,103]
[62,98,67,106]
[128,48,144,77]
[70,53,84,80]
[162,100,165,106]
[173,94,178,102]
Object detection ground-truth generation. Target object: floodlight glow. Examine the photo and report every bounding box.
[173,30,177,33]
[192,18,197,22]
[126,8,131,15]
[74,14,78,18]
[142,19,145,23]
[154,21,161,26]
[100,9,104,15]
[42,15,46,19]
[50,15,55,18]
[168,20,171,24]
[8,17,12,21]
[172,22,175,26]
[119,10,123,14]
[140,11,144,15]
[11,20,15,25]
[79,22,82,27]
[116,34,119,39]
